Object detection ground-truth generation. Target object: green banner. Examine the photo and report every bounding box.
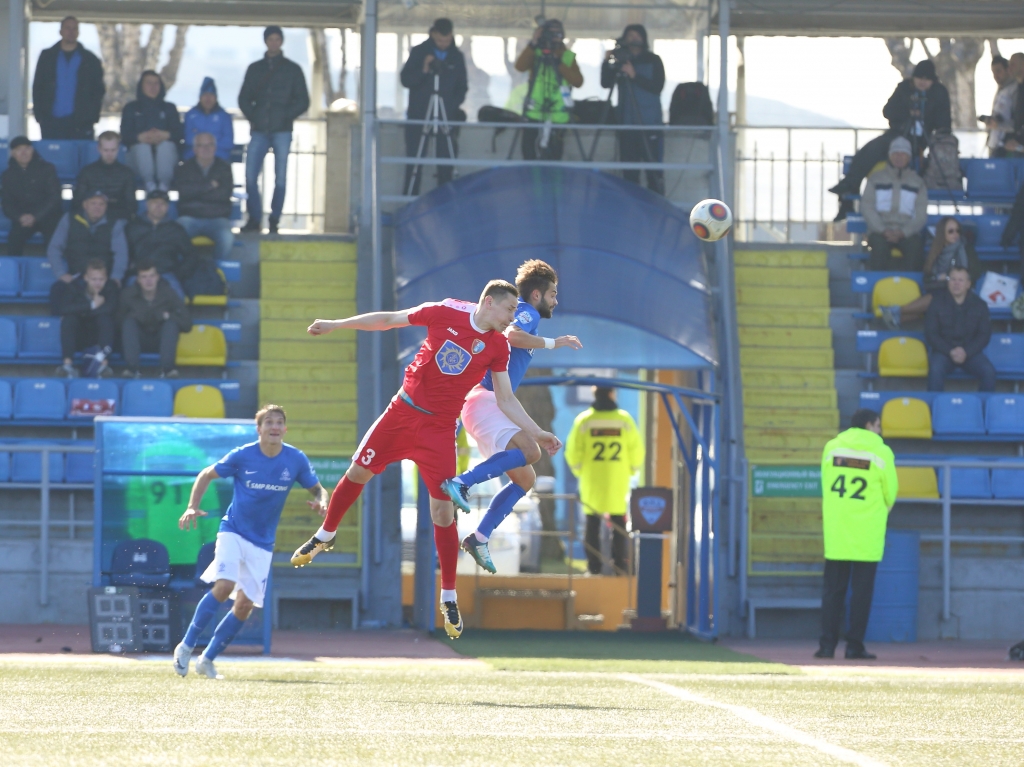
[751,465,821,497]
[309,456,350,487]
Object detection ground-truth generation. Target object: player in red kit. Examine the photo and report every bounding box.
[290,280,561,638]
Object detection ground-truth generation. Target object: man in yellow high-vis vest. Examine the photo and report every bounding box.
[817,408,898,660]
[565,387,644,574]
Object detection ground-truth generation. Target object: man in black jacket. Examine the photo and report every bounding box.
[125,190,191,297]
[47,190,129,284]
[49,258,118,378]
[173,132,235,260]
[121,71,184,193]
[31,16,105,140]
[926,267,995,392]
[73,131,137,221]
[119,259,192,378]
[1,136,63,254]
[399,18,467,196]
[238,26,309,234]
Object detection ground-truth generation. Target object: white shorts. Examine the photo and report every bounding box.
[200,532,273,608]
[461,386,520,459]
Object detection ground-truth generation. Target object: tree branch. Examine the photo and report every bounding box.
[159,26,190,92]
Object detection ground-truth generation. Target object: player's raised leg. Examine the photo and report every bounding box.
[291,465,370,566]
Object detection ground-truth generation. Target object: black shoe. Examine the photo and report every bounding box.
[241,217,261,233]
[829,180,852,196]
[845,647,877,660]
[834,199,856,223]
[813,648,835,659]
[268,219,279,235]
[1008,640,1024,661]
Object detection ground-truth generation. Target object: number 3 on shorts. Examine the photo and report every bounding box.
[360,448,376,466]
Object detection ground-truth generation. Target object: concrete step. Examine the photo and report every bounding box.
[751,508,823,535]
[749,533,824,562]
[260,361,356,383]
[259,381,357,403]
[750,497,823,513]
[285,424,359,454]
[734,266,828,288]
[736,285,829,308]
[738,327,833,349]
[745,428,835,451]
[279,401,357,422]
[746,449,824,464]
[261,340,356,362]
[260,238,357,262]
[741,347,834,369]
[737,306,832,328]
[261,261,356,284]
[261,319,355,345]
[745,407,839,430]
[734,249,828,269]
[743,387,837,409]
[742,369,836,391]
[260,299,356,320]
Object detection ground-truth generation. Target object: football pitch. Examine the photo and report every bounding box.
[1,632,1021,767]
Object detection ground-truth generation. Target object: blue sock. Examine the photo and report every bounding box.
[477,482,528,539]
[203,611,246,660]
[458,449,527,488]
[183,591,222,648]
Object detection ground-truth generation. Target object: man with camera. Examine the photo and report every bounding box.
[515,19,583,161]
[400,18,468,196]
[601,25,666,194]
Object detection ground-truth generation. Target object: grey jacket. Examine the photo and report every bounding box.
[861,163,928,238]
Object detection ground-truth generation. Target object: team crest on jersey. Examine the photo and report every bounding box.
[280,468,291,482]
[471,339,485,354]
[435,339,472,375]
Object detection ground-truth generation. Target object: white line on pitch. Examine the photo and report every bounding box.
[621,674,891,767]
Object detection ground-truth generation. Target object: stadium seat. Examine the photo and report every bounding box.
[18,317,61,358]
[973,215,1010,251]
[67,379,119,418]
[173,384,225,418]
[881,397,932,439]
[0,317,17,358]
[896,467,939,499]
[948,468,993,499]
[0,452,8,482]
[176,325,227,367]
[109,538,172,587]
[13,379,66,420]
[65,451,95,484]
[878,336,928,377]
[121,380,174,417]
[985,395,1024,435]
[992,464,1024,500]
[965,159,1017,199]
[931,394,985,436]
[0,257,19,296]
[32,140,80,182]
[985,334,1024,374]
[195,541,216,584]
[21,259,56,297]
[11,449,65,483]
[872,276,921,317]
[0,380,11,418]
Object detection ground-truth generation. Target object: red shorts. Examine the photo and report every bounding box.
[352,397,457,500]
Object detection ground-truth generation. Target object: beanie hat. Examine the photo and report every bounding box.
[889,136,912,157]
[9,135,32,150]
[912,59,936,81]
[200,77,217,97]
[264,25,284,42]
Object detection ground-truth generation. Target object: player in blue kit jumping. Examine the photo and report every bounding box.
[441,260,582,573]
[173,405,328,679]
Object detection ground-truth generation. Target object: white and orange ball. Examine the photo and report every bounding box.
[689,199,733,242]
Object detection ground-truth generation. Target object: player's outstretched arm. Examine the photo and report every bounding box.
[306,482,329,517]
[179,465,220,530]
[506,329,583,351]
[491,370,563,456]
[308,310,412,336]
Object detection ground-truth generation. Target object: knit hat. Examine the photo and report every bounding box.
[912,59,936,81]
[146,189,169,201]
[264,25,284,42]
[9,135,31,150]
[200,77,217,97]
[85,190,108,201]
[889,136,912,157]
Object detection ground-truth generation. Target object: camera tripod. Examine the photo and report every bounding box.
[406,72,457,196]
[588,64,663,192]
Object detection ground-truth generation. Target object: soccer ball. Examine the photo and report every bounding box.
[689,199,733,242]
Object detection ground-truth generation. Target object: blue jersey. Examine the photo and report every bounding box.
[481,300,540,392]
[215,442,319,551]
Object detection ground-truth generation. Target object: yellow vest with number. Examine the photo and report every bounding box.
[565,407,644,515]
[820,427,898,562]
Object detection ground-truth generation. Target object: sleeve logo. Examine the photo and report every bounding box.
[516,310,533,326]
[435,339,472,375]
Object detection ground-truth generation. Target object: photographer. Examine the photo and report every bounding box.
[400,18,467,195]
[601,25,666,194]
[515,19,583,160]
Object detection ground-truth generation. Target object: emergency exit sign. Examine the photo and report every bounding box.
[751,465,821,497]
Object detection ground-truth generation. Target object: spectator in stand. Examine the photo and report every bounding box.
[515,19,583,160]
[831,60,950,221]
[925,267,995,392]
[121,70,183,192]
[399,18,468,196]
[73,131,136,221]
[238,26,310,234]
[1002,53,1024,156]
[183,78,234,162]
[985,56,1018,158]
[125,190,192,298]
[48,190,128,285]
[49,258,118,378]
[31,16,105,140]
[601,24,666,194]
[174,132,236,262]
[862,137,928,272]
[1,136,63,254]
[880,216,981,329]
[119,259,192,379]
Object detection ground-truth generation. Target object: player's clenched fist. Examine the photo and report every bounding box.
[307,319,336,336]
[537,431,563,456]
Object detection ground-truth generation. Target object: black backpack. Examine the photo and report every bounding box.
[669,82,714,126]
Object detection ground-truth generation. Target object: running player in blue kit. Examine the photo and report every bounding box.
[441,260,582,573]
[173,405,328,679]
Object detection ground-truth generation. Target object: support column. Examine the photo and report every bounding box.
[3,0,28,138]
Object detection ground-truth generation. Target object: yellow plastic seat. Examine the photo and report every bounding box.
[187,294,228,307]
[173,384,225,419]
[191,236,215,247]
[872,276,921,317]
[176,325,227,367]
[878,336,929,377]
[896,467,939,499]
[881,397,933,439]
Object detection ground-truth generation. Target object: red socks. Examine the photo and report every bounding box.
[322,476,365,533]
[433,520,460,590]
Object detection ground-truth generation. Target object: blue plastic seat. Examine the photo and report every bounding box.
[67,379,119,418]
[973,215,1010,252]
[965,159,1017,200]
[11,449,65,483]
[0,380,11,418]
[985,394,1024,435]
[18,317,62,358]
[121,380,174,417]
[992,463,1024,500]
[0,453,9,482]
[932,394,985,436]
[109,538,171,587]
[65,451,95,484]
[0,317,17,358]
[33,140,80,183]
[13,379,66,420]
[195,541,216,584]
[985,334,1024,374]
[0,257,19,296]
[946,467,992,499]
[21,259,57,297]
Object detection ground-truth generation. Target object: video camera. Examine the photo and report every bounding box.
[534,19,565,56]
[428,56,444,75]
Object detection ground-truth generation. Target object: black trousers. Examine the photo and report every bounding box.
[585,514,628,575]
[522,125,565,161]
[618,129,664,195]
[60,312,114,360]
[40,117,95,141]
[842,130,900,191]
[404,123,457,196]
[6,211,62,255]
[867,231,925,272]
[121,317,180,372]
[819,559,879,652]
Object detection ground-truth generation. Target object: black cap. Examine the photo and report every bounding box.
[9,135,32,150]
[264,25,284,41]
[84,189,108,201]
[912,59,936,81]
[146,189,169,201]
[430,18,453,35]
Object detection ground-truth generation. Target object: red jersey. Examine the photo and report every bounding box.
[403,299,510,420]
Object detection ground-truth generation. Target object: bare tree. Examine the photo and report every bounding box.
[311,28,336,107]
[884,37,915,79]
[96,24,190,114]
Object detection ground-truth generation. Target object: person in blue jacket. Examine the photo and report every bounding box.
[121,70,183,192]
[183,78,234,162]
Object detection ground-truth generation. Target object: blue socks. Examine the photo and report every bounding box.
[203,611,246,661]
[458,449,527,487]
[183,591,222,647]
[477,482,527,539]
